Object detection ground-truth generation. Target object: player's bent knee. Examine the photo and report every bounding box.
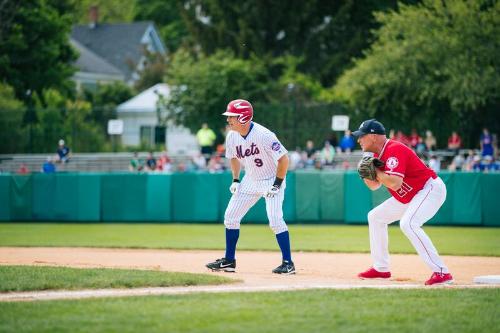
[367,209,381,224]
[224,220,240,229]
[399,219,412,234]
[270,222,288,234]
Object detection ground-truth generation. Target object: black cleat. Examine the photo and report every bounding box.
[206,258,236,272]
[272,260,296,275]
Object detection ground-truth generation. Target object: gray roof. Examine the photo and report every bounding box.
[71,22,164,81]
[70,39,123,76]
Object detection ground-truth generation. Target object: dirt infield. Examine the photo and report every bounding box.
[0,247,500,301]
[1,247,499,301]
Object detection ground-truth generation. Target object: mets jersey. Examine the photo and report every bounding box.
[225,122,287,194]
[375,139,436,204]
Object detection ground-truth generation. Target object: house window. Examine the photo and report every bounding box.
[140,126,153,147]
[140,125,166,147]
[155,126,166,144]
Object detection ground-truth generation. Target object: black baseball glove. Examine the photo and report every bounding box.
[357,156,385,181]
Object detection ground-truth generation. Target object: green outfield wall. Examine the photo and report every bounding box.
[0,171,498,225]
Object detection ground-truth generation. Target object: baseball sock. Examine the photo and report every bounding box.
[225,228,239,261]
[276,231,292,262]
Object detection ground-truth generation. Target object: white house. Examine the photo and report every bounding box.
[116,83,198,154]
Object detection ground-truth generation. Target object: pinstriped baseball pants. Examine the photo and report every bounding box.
[224,189,288,234]
[367,177,449,274]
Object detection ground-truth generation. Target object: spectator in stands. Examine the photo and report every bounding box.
[56,139,71,163]
[328,133,338,150]
[17,163,30,175]
[215,143,225,157]
[319,140,335,166]
[428,154,441,173]
[415,137,427,157]
[157,151,172,173]
[447,131,462,156]
[42,157,56,173]
[145,151,157,171]
[479,155,499,172]
[493,133,498,159]
[472,155,482,172]
[196,123,217,160]
[288,148,302,170]
[298,151,310,169]
[207,155,225,173]
[339,130,356,153]
[448,153,465,172]
[424,130,437,151]
[314,158,323,170]
[395,130,411,147]
[409,129,421,150]
[129,152,144,172]
[304,140,316,159]
[462,150,476,171]
[480,128,494,157]
[192,152,207,170]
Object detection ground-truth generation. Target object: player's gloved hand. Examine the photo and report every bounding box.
[357,156,384,181]
[229,179,240,194]
[265,185,280,198]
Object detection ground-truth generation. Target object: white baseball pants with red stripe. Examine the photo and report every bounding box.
[368,177,449,274]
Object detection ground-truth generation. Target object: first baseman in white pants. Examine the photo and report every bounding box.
[353,119,453,285]
[368,177,448,274]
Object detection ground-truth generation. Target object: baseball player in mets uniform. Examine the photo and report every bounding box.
[206,99,295,274]
[354,119,453,285]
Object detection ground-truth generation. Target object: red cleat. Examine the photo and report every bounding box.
[358,267,391,280]
[425,272,454,286]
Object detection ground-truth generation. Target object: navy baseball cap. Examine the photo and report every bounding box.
[352,119,386,137]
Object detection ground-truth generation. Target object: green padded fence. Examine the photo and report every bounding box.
[344,171,372,224]
[31,174,101,221]
[320,172,345,222]
[295,171,321,222]
[0,176,10,220]
[0,172,498,225]
[481,173,500,226]
[9,175,32,221]
[101,174,148,221]
[172,173,220,222]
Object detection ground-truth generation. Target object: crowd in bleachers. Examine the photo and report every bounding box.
[126,127,499,174]
[5,127,498,175]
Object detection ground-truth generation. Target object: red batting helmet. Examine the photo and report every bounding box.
[222,99,253,124]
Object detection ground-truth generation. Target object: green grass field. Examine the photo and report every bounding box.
[0,288,498,333]
[1,223,499,256]
[0,265,235,292]
[1,223,498,332]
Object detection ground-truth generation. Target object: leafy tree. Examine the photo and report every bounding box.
[0,83,26,153]
[163,49,273,133]
[0,0,77,105]
[163,49,338,148]
[72,0,135,24]
[178,0,413,86]
[333,0,500,146]
[134,0,189,53]
[81,82,134,132]
[134,49,168,91]
[28,89,106,153]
